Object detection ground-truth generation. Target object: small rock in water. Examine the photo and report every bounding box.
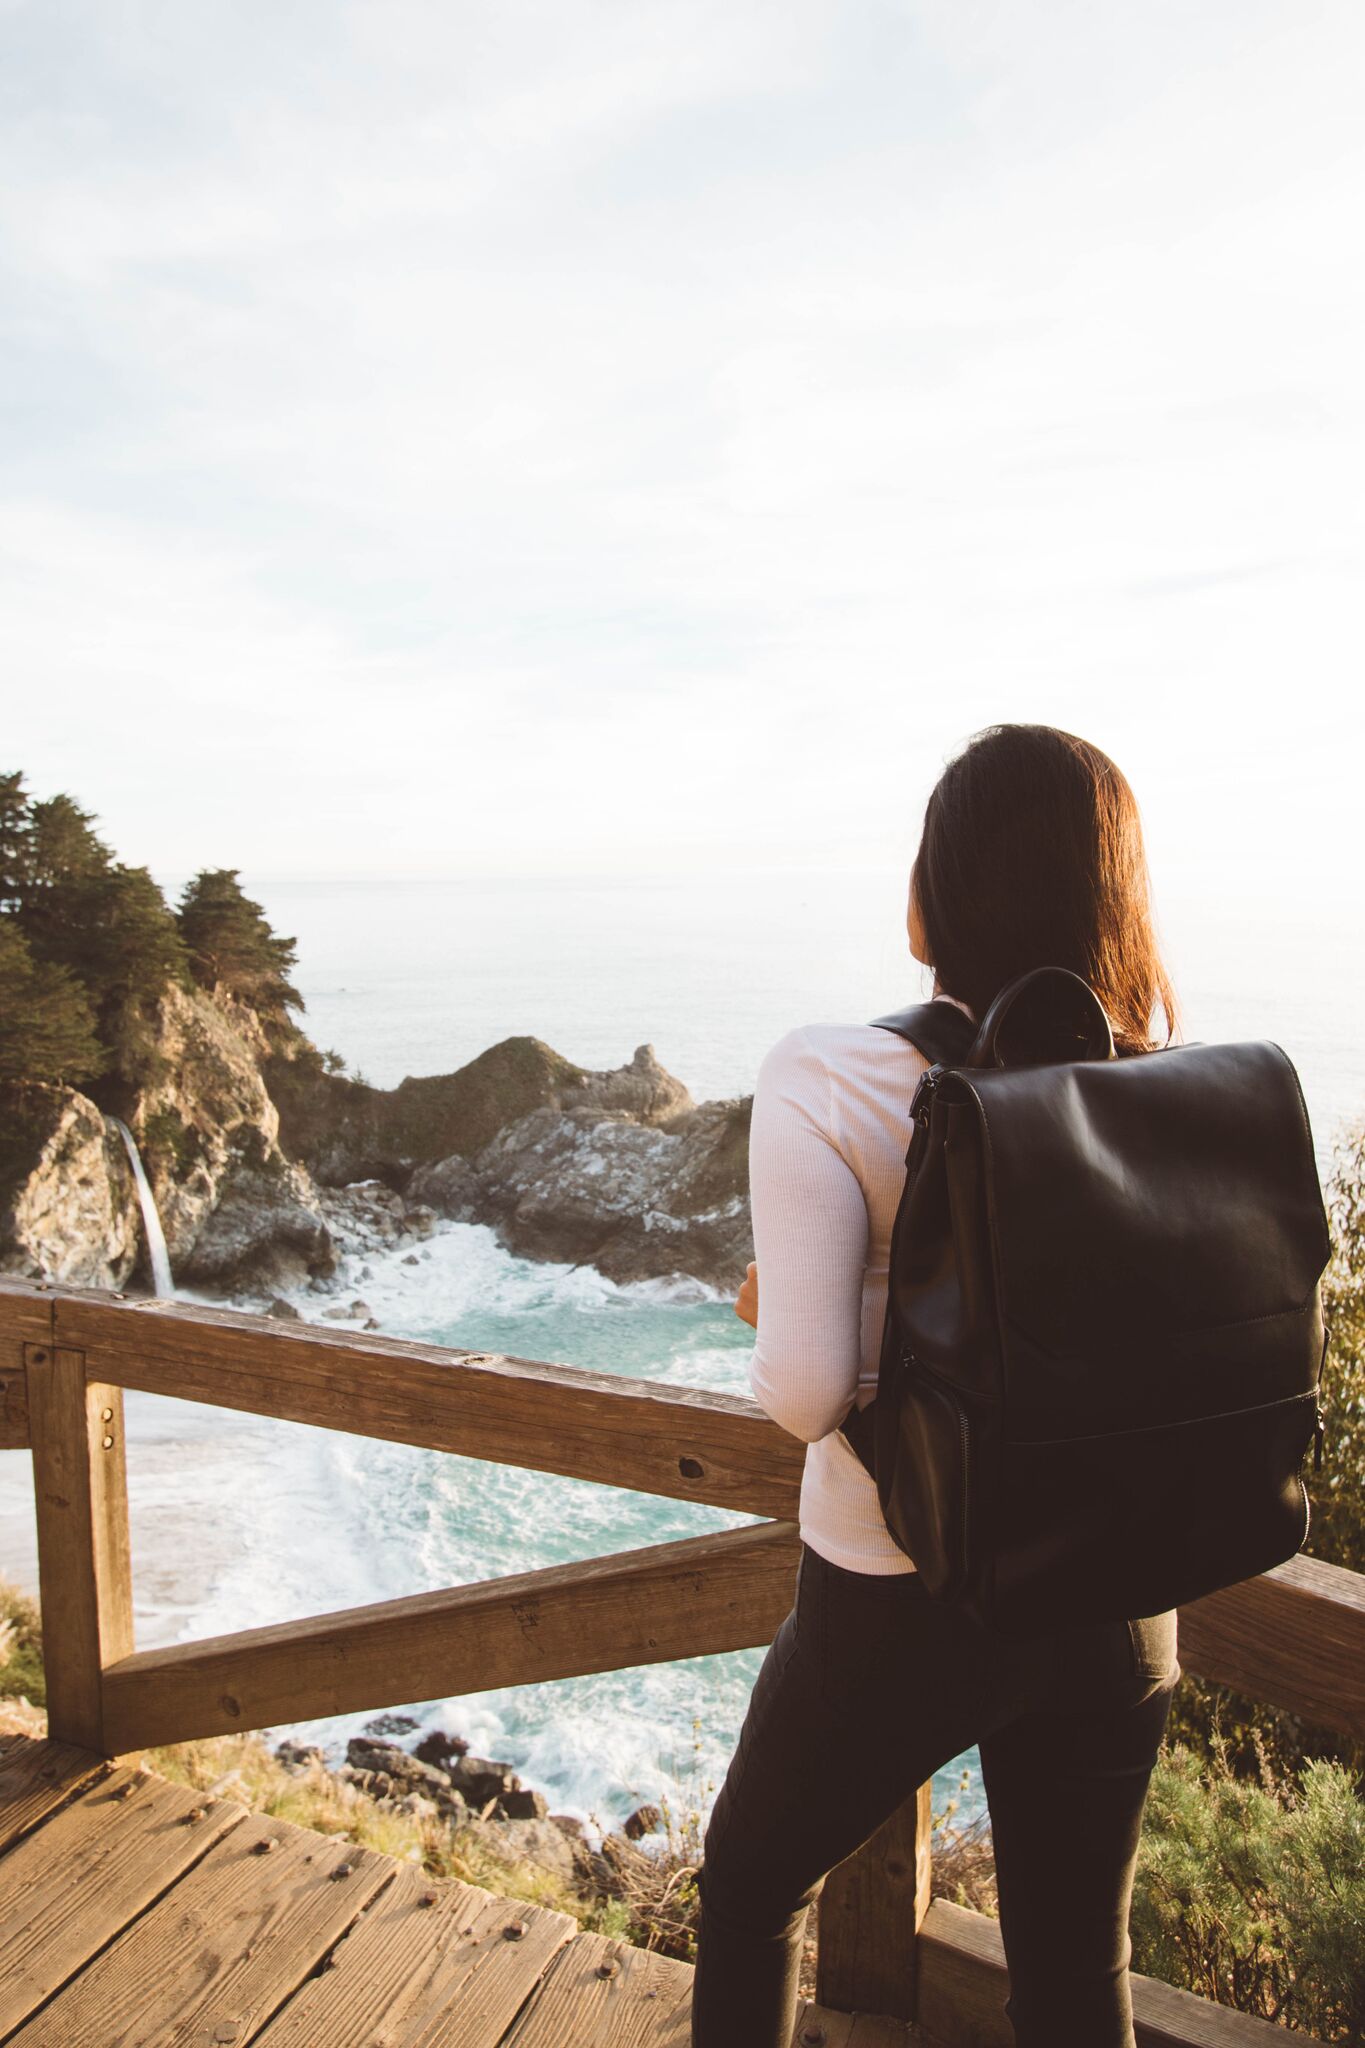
[502,1787,549,1820]
[363,1713,420,1739]
[624,1803,663,1840]
[266,1296,301,1321]
[363,1317,381,1331]
[414,1728,470,1770]
[402,1253,420,1266]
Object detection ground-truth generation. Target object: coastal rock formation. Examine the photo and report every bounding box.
[416,1076,752,1291]
[264,1035,691,1186]
[0,1083,139,1289]
[0,998,752,1296]
[130,984,334,1291]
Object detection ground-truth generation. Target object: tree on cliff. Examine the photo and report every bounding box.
[0,922,105,1086]
[1,773,192,1087]
[176,869,302,1035]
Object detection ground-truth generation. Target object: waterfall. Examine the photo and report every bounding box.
[109,1117,175,1299]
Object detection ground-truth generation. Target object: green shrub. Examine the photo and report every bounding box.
[1132,1741,1365,2041]
[0,1580,46,1707]
[1167,1120,1365,1790]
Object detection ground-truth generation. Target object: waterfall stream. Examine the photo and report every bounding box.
[109,1117,175,1298]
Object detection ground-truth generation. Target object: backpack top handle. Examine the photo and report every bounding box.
[967,965,1116,1071]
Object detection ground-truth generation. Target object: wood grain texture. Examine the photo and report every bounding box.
[257,1864,575,2047]
[816,1782,932,2022]
[1177,1552,1365,1740]
[51,1285,804,1516]
[916,1899,1300,2048]
[0,1735,110,1851]
[26,1345,134,1751]
[7,1807,393,2048]
[788,1999,921,2045]
[0,1281,49,1448]
[102,1520,802,1751]
[0,1761,244,2033]
[501,1930,695,2047]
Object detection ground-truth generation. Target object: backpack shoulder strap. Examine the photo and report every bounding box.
[840,1002,977,1483]
[870,1000,976,1067]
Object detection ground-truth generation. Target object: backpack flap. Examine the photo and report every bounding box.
[885,1033,1331,1631]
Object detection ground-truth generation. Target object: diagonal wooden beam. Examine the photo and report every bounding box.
[27,1281,803,1518]
[101,1519,802,1753]
[1176,1552,1365,1741]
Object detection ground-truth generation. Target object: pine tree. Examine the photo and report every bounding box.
[0,772,30,914]
[0,921,105,1087]
[177,869,302,1026]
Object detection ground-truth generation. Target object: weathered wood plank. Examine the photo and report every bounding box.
[1177,1552,1365,1740]
[257,1864,575,2047]
[0,1282,48,1448]
[501,1930,694,2046]
[7,1808,393,2048]
[816,1782,932,2022]
[102,1520,801,1751]
[51,1284,803,1517]
[26,1345,134,1751]
[789,2000,920,2045]
[916,1898,1301,2048]
[0,1734,110,1851]
[0,1762,244,2034]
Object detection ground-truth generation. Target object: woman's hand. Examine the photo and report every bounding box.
[735,1261,759,1329]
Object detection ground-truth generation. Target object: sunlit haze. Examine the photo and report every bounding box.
[3,1,1362,913]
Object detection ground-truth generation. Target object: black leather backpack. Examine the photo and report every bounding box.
[839,966,1331,1635]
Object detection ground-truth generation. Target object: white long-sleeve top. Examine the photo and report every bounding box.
[746,995,974,1575]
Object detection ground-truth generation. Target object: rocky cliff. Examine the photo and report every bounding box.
[1,998,753,1298]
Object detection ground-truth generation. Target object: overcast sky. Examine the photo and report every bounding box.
[2,0,1362,907]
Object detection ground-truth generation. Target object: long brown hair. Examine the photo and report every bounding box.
[914,724,1177,1053]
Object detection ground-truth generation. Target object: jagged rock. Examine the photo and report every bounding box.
[413,1729,470,1770]
[623,1803,663,1840]
[344,1738,467,1817]
[402,1252,420,1266]
[446,1754,522,1810]
[175,1157,333,1294]
[465,1092,752,1291]
[131,986,291,1264]
[264,1036,596,1186]
[266,1296,301,1320]
[364,1713,420,1738]
[502,1787,549,1821]
[0,1084,138,1288]
[406,1153,483,1219]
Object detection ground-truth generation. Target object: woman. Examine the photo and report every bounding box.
[691,724,1182,2048]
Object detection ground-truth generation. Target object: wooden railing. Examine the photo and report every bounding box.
[2,1274,1361,2046]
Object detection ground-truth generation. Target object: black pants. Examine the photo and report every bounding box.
[691,1545,1179,2048]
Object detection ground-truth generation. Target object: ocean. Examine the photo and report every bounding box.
[2,868,1361,1835]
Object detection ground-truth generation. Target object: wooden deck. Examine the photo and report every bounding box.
[0,1733,922,2048]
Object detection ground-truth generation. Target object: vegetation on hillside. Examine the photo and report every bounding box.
[1166,1121,1365,1790]
[0,770,303,1098]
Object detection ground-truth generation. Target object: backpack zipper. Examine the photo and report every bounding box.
[909,1063,945,1131]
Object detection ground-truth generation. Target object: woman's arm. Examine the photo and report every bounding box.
[744,1026,869,1444]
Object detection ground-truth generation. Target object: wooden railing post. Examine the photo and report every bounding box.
[816,1779,933,2020]
[26,1344,134,1752]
